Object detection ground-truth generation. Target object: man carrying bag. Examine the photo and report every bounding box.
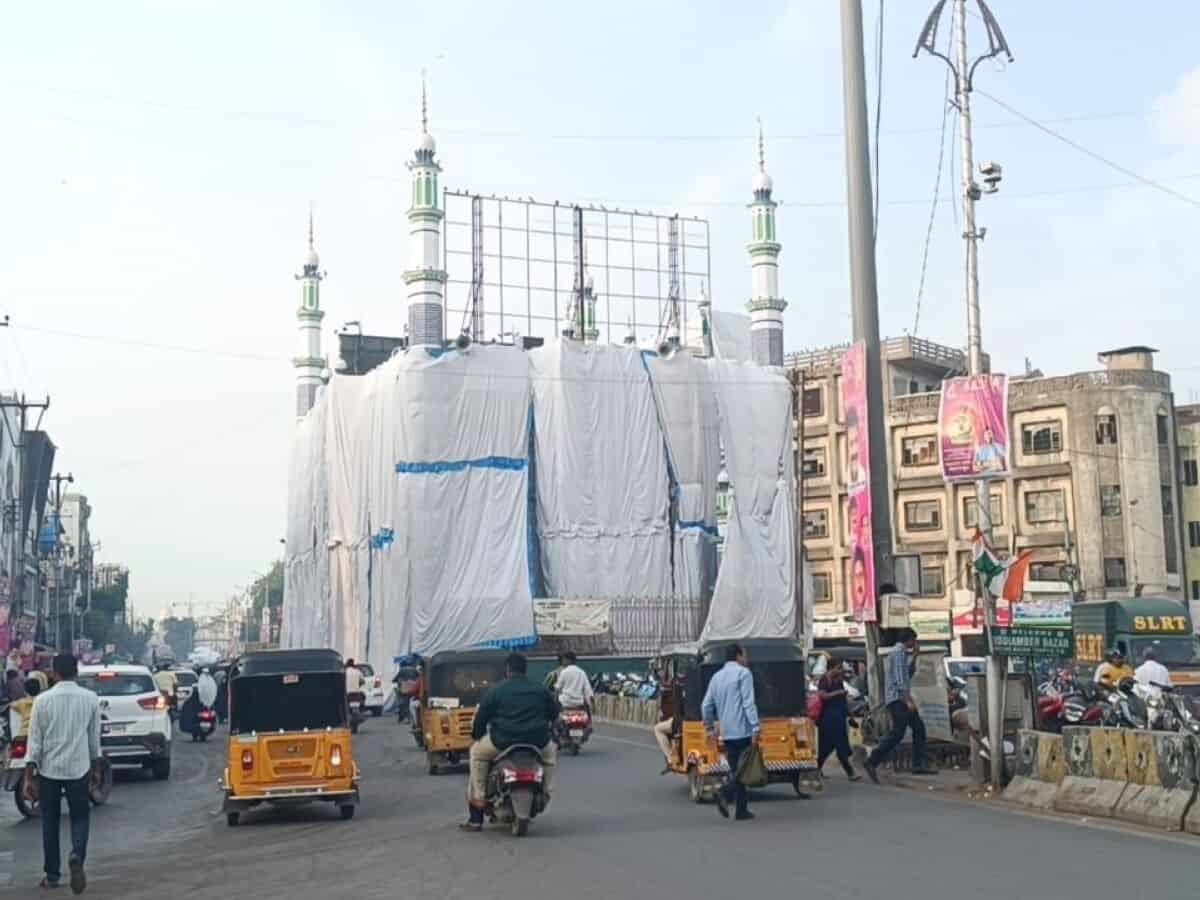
[701,643,762,821]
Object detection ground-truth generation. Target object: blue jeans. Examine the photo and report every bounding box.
[721,738,752,815]
[39,774,90,883]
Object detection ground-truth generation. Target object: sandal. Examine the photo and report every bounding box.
[39,878,62,890]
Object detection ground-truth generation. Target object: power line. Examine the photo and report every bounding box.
[976,90,1200,211]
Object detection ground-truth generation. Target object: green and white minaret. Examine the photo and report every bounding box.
[404,78,447,348]
[746,120,786,366]
[293,212,325,418]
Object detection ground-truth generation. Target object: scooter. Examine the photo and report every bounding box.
[485,744,547,837]
[348,691,366,734]
[194,707,217,742]
[553,708,592,756]
[5,734,114,818]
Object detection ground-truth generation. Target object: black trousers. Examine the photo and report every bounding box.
[40,775,90,884]
[817,714,855,776]
[867,701,927,768]
[721,737,752,815]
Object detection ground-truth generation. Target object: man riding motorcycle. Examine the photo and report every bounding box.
[461,652,559,832]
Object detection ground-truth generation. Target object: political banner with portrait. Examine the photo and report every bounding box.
[938,374,1009,482]
[842,341,876,622]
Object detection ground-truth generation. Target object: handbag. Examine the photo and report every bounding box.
[807,691,824,722]
[735,742,769,787]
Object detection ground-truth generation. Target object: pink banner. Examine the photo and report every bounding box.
[842,342,876,623]
[939,375,1009,482]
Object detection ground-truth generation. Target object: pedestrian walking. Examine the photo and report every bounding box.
[24,653,101,893]
[816,661,861,781]
[701,643,760,821]
[863,629,936,783]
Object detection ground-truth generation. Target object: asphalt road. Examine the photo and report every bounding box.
[3,716,1198,898]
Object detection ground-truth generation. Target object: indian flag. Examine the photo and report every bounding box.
[971,529,1035,603]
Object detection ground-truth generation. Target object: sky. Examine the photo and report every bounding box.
[1,0,1198,617]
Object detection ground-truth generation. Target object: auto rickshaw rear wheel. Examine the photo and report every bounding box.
[426,752,439,775]
[792,775,812,798]
[340,804,355,820]
[687,769,705,804]
[226,812,240,827]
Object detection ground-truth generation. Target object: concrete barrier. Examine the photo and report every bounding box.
[1116,730,1196,832]
[1055,726,1128,817]
[1004,730,1064,811]
[591,694,658,729]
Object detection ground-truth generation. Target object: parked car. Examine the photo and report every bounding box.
[358,663,386,717]
[78,664,173,780]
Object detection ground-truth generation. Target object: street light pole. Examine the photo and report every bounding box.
[914,0,1012,785]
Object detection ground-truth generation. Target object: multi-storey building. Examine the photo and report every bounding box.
[785,341,1185,641]
[1176,404,1200,620]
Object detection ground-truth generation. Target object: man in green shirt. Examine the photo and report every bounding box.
[462,653,560,831]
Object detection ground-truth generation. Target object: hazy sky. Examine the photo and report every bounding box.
[1,1,1197,617]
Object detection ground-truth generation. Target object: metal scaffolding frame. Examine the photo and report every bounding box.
[442,191,711,346]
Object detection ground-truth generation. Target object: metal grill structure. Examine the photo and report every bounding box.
[443,192,711,347]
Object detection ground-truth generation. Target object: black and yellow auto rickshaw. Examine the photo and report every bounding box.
[417,649,509,775]
[221,648,360,826]
[652,639,821,802]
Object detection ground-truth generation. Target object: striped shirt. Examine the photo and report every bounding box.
[884,644,912,706]
[26,680,101,780]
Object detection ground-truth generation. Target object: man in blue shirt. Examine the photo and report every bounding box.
[863,628,937,783]
[702,643,760,821]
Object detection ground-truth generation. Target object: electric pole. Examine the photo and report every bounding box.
[839,0,896,706]
[914,0,1012,786]
[49,471,74,650]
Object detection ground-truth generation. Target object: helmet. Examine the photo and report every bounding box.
[1106,647,1125,661]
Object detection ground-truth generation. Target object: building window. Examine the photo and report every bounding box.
[1025,489,1066,525]
[811,572,832,604]
[1157,413,1170,446]
[802,387,823,418]
[1104,557,1127,589]
[802,446,827,478]
[962,493,1004,529]
[1100,485,1122,518]
[904,499,943,533]
[1192,580,1200,602]
[804,509,829,540]
[1022,421,1063,455]
[901,435,939,467]
[1162,485,1175,518]
[1189,522,1200,549]
[920,554,946,597]
[1184,459,1199,487]
[1030,561,1067,582]
[1095,414,1118,445]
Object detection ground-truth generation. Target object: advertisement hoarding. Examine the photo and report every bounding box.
[842,342,876,622]
[938,374,1009,483]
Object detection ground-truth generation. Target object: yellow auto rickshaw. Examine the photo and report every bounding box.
[221,648,360,826]
[653,639,821,802]
[418,649,509,775]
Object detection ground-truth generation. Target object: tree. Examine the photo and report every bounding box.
[89,571,129,622]
[249,560,285,635]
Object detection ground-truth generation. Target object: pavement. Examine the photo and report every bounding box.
[2,716,1198,899]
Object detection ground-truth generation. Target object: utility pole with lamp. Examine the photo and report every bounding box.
[914,0,1013,786]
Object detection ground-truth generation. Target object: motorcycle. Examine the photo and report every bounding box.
[194,707,217,742]
[554,708,592,756]
[485,744,547,837]
[348,691,366,734]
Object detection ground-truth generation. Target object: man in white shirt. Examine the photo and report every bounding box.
[554,653,594,711]
[1135,648,1172,691]
[345,659,365,695]
[25,653,101,893]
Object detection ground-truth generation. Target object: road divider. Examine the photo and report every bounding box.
[1004,726,1199,833]
[592,694,657,729]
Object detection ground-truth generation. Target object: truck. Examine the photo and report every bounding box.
[1072,597,1200,694]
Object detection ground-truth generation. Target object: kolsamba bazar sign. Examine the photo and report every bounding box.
[989,625,1072,658]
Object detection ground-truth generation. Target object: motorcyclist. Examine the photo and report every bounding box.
[1094,648,1135,690]
[553,652,593,713]
[196,668,218,710]
[345,659,365,696]
[461,652,559,832]
[152,664,178,717]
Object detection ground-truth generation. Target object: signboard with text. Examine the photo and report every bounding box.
[938,374,1009,482]
[990,625,1072,658]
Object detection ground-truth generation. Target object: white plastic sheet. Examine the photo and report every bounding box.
[708,310,752,363]
[529,340,672,602]
[701,359,796,641]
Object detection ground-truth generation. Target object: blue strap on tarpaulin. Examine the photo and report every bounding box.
[473,633,538,650]
[395,455,527,474]
[677,519,719,536]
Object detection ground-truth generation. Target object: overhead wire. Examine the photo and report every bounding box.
[871,0,885,241]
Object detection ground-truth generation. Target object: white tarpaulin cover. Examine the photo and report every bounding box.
[708,310,752,363]
[529,341,672,602]
[645,350,720,642]
[701,359,796,641]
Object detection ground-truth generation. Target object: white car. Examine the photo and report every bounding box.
[78,664,173,780]
[358,663,386,717]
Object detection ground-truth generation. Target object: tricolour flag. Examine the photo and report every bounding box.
[971,529,1035,604]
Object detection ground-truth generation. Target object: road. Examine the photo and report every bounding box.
[3,716,1197,898]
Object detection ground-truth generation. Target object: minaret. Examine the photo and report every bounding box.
[293,211,325,418]
[404,77,447,349]
[583,274,599,343]
[746,119,786,366]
